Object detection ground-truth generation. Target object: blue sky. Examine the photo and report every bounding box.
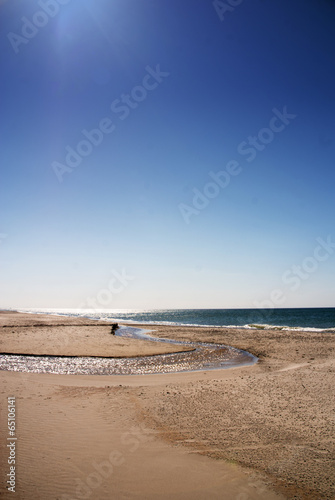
[0,0,334,309]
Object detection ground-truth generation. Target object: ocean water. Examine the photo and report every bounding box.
[15,307,335,332]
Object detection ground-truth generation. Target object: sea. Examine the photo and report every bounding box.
[14,307,335,332]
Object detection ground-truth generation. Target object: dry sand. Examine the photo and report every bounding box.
[0,312,334,499]
[0,311,194,357]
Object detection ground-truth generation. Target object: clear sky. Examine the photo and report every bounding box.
[0,0,334,309]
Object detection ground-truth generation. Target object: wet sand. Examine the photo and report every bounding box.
[0,312,334,499]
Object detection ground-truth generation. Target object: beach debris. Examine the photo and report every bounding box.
[110,323,119,335]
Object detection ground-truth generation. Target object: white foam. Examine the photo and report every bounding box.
[14,308,335,333]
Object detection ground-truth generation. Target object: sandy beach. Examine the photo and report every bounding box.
[0,312,334,499]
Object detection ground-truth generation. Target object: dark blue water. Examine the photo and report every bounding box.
[100,308,335,330]
[17,308,335,331]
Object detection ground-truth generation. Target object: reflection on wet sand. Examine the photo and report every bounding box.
[0,325,257,375]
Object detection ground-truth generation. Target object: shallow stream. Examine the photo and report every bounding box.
[0,325,257,375]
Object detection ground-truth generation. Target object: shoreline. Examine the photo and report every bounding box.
[1,311,334,499]
[9,307,335,333]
